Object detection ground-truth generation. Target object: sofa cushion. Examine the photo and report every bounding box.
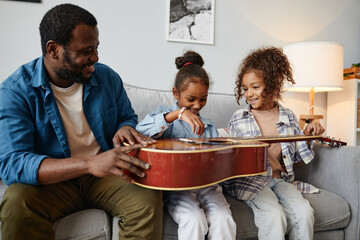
[53,209,111,240]
[162,189,350,239]
[304,190,350,231]
[124,83,240,128]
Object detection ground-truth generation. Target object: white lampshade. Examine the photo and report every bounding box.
[283,42,344,92]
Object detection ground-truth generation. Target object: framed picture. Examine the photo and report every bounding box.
[166,0,215,45]
[5,0,41,2]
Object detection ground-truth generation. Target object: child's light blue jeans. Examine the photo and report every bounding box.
[245,178,314,240]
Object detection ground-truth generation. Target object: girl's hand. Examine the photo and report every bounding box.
[181,110,205,136]
[304,122,325,136]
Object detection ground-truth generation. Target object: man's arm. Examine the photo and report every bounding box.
[37,144,149,184]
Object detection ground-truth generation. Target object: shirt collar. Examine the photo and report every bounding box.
[241,103,292,125]
[28,57,48,89]
[278,104,292,125]
[239,104,252,118]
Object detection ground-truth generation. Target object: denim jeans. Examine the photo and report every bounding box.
[245,178,314,240]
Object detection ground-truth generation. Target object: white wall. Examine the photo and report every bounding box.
[1,0,359,130]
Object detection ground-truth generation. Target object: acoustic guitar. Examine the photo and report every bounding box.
[126,136,346,191]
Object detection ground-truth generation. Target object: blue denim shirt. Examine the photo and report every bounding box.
[0,57,137,185]
[136,102,218,139]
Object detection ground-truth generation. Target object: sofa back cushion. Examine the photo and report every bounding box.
[124,84,242,128]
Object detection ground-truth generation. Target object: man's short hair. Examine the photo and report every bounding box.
[39,4,97,56]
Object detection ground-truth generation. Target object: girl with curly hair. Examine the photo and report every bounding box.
[221,47,324,240]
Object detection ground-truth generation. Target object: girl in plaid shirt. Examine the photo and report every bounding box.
[221,47,324,240]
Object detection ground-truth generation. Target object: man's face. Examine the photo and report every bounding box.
[56,24,100,84]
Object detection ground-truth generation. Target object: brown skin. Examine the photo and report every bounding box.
[242,71,325,136]
[164,80,208,136]
[43,25,100,88]
[303,122,324,136]
[38,24,155,185]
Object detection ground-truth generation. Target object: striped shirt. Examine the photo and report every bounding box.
[221,104,319,200]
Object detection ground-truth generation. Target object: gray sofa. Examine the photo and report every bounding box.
[0,83,359,240]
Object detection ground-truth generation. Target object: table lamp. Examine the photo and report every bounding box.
[283,42,344,129]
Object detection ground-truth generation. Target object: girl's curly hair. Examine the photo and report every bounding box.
[234,47,295,105]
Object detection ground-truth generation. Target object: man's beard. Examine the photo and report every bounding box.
[56,68,90,84]
[55,51,92,85]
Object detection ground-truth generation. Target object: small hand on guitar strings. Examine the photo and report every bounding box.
[180,109,205,136]
[304,122,325,136]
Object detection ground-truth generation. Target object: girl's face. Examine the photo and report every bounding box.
[173,80,208,115]
[242,72,274,111]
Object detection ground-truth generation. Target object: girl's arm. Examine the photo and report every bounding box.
[136,110,173,138]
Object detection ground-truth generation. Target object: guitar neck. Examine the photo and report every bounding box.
[242,135,323,143]
[227,135,347,147]
[183,135,347,147]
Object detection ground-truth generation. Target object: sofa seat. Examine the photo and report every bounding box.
[0,182,351,240]
[162,190,350,240]
[0,179,351,240]
[47,186,350,240]
[53,209,111,240]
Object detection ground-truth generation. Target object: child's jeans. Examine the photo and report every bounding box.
[245,178,314,240]
[165,184,236,240]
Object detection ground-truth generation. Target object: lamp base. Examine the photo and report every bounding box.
[299,115,323,129]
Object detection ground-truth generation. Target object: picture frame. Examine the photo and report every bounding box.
[6,0,41,2]
[166,0,215,45]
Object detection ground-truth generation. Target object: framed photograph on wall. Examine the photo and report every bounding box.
[5,0,41,2]
[166,0,215,45]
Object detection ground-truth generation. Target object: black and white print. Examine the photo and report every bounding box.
[166,0,215,45]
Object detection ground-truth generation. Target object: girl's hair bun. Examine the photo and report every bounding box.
[175,51,204,69]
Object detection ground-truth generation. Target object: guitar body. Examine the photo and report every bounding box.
[128,139,268,190]
[126,136,345,190]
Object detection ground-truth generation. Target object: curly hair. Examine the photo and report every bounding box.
[39,4,97,56]
[174,50,210,92]
[234,47,295,105]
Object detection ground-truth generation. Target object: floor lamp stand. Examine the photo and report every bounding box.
[298,88,324,129]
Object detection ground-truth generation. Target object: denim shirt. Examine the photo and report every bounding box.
[0,57,137,185]
[136,102,218,139]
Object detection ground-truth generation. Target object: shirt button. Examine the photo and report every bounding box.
[283,156,286,159]
[161,126,165,130]
[63,142,66,145]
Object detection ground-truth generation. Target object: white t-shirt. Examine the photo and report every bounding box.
[50,82,102,157]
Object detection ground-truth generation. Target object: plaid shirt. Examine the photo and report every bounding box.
[221,104,319,200]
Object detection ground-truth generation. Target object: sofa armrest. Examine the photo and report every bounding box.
[294,143,360,239]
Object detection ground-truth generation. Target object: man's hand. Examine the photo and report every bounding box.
[112,125,155,147]
[304,122,325,136]
[88,144,149,182]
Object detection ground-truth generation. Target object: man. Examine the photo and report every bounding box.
[0,4,162,240]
